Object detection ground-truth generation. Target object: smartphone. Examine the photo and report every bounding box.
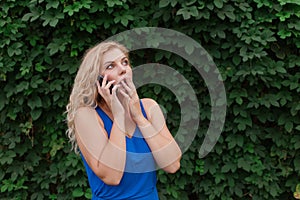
[97,75,113,94]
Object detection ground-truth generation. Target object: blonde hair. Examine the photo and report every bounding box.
[66,41,129,153]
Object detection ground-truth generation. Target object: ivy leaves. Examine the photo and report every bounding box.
[1,0,300,199]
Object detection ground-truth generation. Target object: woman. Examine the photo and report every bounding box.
[66,41,182,200]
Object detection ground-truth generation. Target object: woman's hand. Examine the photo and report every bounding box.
[96,75,126,129]
[118,76,144,124]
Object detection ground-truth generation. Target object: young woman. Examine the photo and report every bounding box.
[66,41,182,200]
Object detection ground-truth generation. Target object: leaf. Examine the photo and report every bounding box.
[0,151,16,165]
[214,0,223,8]
[47,43,60,55]
[16,81,29,93]
[159,0,170,8]
[276,66,287,73]
[235,185,243,197]
[154,85,161,94]
[27,96,42,109]
[225,11,236,21]
[176,6,199,20]
[236,97,243,105]
[22,13,34,21]
[278,29,292,39]
[185,43,194,55]
[7,42,23,57]
[106,0,123,7]
[217,30,226,38]
[85,189,92,199]
[31,109,42,120]
[232,55,241,65]
[49,18,59,27]
[159,174,167,183]
[221,163,235,173]
[296,184,300,192]
[35,63,46,72]
[46,1,59,10]
[237,158,251,172]
[285,121,293,133]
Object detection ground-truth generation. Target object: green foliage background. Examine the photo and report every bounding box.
[1,0,300,199]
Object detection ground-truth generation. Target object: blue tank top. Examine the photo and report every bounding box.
[81,101,159,200]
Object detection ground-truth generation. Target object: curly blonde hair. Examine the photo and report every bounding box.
[66,41,129,153]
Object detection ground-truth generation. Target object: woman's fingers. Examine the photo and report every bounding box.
[105,80,115,94]
[125,76,136,90]
[102,75,108,86]
[118,87,130,100]
[98,75,116,96]
[111,84,120,96]
[111,85,123,107]
[120,80,132,97]
[121,79,137,98]
[119,79,143,120]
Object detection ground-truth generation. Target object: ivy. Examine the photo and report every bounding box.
[1,0,300,199]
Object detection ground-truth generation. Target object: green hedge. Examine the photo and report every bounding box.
[1,0,300,199]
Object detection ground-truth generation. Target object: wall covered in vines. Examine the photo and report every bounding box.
[1,0,299,199]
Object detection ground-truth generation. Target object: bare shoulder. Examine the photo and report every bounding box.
[75,106,95,119]
[75,106,104,127]
[140,98,160,119]
[77,106,94,113]
[141,98,158,108]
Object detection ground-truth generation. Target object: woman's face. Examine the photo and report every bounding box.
[100,47,131,84]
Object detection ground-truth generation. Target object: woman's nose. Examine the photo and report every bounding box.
[118,62,126,75]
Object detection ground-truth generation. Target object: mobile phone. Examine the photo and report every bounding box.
[97,75,113,94]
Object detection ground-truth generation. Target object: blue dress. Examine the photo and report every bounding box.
[81,101,159,200]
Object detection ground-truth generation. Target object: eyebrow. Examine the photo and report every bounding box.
[103,56,128,66]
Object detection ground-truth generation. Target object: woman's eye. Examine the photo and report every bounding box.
[106,64,113,69]
[122,59,129,66]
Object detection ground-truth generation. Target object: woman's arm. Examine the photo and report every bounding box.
[137,98,182,173]
[119,77,182,173]
[74,107,126,185]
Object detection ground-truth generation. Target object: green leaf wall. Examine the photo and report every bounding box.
[1,0,299,199]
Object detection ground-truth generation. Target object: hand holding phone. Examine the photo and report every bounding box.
[97,75,114,94]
